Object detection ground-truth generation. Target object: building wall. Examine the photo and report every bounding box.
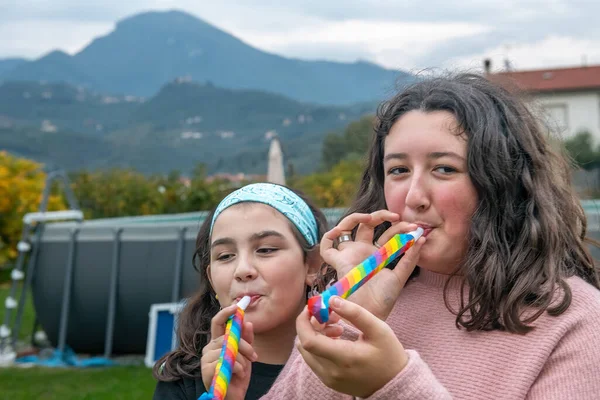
[530,91,600,142]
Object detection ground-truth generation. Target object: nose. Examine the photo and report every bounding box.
[233,254,258,282]
[404,172,430,212]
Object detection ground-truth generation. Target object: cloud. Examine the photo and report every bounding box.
[0,0,599,71]
[237,19,488,70]
[0,19,113,58]
[448,36,600,72]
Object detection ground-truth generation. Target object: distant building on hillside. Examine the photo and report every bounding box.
[487,59,600,142]
[41,120,57,133]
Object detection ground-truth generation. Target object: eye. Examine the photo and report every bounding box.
[387,166,409,175]
[434,166,457,174]
[257,247,278,255]
[216,253,234,262]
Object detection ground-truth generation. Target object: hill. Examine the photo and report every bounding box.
[0,10,412,105]
[0,79,376,174]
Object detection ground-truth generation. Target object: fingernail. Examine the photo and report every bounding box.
[331,296,342,308]
[252,352,258,361]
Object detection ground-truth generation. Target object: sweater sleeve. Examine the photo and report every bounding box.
[262,322,452,399]
[525,305,600,400]
[259,343,353,400]
[358,350,452,400]
[260,323,359,400]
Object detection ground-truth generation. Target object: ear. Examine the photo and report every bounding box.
[304,245,322,287]
[206,264,215,289]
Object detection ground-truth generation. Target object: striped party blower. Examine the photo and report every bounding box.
[199,296,251,400]
[308,228,424,323]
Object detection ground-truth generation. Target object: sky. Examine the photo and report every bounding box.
[0,1,599,73]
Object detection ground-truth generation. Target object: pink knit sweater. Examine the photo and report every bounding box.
[262,269,600,399]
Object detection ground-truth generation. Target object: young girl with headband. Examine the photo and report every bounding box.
[153,183,332,399]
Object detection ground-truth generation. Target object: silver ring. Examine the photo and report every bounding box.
[337,234,353,244]
[373,239,381,249]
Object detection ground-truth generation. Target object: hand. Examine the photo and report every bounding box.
[321,210,426,320]
[201,304,257,400]
[297,296,408,398]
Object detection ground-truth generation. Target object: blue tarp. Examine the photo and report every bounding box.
[15,346,114,368]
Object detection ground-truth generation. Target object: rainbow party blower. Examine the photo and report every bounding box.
[308,227,424,323]
[199,295,251,400]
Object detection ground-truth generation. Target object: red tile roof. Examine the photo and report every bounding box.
[490,65,600,93]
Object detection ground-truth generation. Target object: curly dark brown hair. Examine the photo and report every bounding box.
[153,185,332,381]
[346,72,600,333]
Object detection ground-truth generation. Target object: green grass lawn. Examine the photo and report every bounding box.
[0,285,157,399]
[0,284,36,341]
[0,366,156,400]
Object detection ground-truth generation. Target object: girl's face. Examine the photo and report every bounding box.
[208,203,317,334]
[383,110,478,274]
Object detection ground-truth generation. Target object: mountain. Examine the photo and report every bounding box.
[0,79,376,174]
[3,51,93,86]
[0,10,412,105]
[0,81,140,134]
[0,58,27,76]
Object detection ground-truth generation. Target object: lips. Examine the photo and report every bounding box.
[420,227,433,237]
[234,294,262,306]
[412,223,435,237]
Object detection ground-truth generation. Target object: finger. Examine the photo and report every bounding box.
[296,344,328,380]
[296,306,351,361]
[201,359,217,381]
[205,340,255,364]
[296,337,339,377]
[242,321,254,344]
[354,210,400,243]
[375,221,419,247]
[233,354,250,377]
[320,227,340,253]
[232,358,244,376]
[321,214,372,254]
[328,311,341,324]
[310,315,326,332]
[240,322,257,361]
[335,213,373,233]
[202,335,224,356]
[309,309,341,329]
[202,346,251,381]
[210,304,239,338]
[392,236,425,285]
[321,226,355,254]
[322,324,344,338]
[328,296,387,339]
[332,213,374,248]
[238,338,257,363]
[202,346,223,363]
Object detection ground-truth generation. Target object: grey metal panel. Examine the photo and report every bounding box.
[31,206,599,355]
[32,221,202,354]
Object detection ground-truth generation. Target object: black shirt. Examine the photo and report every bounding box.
[153,362,284,400]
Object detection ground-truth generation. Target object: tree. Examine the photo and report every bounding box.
[292,159,364,208]
[0,151,65,267]
[185,163,230,212]
[321,115,374,170]
[154,170,190,214]
[68,168,164,218]
[563,131,600,170]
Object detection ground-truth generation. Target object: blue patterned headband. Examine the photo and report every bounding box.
[210,183,319,247]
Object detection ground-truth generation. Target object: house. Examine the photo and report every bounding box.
[486,60,600,142]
